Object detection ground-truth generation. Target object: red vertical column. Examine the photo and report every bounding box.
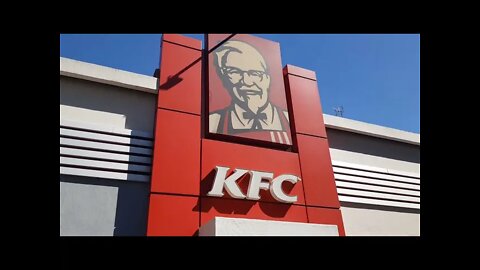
[147,34,202,236]
[284,64,345,235]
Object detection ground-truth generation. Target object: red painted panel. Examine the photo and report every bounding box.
[201,197,308,226]
[158,38,202,115]
[162,34,202,50]
[201,139,305,205]
[285,73,327,138]
[150,109,200,195]
[307,207,345,236]
[283,64,317,81]
[207,34,293,146]
[297,134,340,208]
[207,34,234,49]
[147,194,200,236]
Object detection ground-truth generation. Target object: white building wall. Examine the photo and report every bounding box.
[327,128,420,174]
[329,148,419,174]
[60,76,156,133]
[59,57,420,236]
[340,205,420,236]
[326,128,420,236]
[59,62,156,236]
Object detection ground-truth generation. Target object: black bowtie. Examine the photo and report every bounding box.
[243,111,267,130]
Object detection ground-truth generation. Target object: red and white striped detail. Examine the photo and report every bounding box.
[270,131,291,145]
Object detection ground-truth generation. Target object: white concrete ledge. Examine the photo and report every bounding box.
[199,217,339,236]
[60,57,158,94]
[324,114,420,145]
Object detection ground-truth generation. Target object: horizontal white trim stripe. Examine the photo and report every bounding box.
[335,180,420,197]
[339,195,420,210]
[60,166,150,182]
[60,128,152,148]
[333,167,420,185]
[332,160,419,179]
[59,118,153,182]
[334,173,419,190]
[337,188,420,203]
[60,137,152,156]
[60,147,152,165]
[60,119,153,139]
[60,156,151,173]
[387,168,420,179]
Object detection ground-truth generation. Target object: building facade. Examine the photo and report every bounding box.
[59,35,420,236]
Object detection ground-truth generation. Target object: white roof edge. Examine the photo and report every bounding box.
[59,57,419,145]
[323,114,420,145]
[60,57,158,94]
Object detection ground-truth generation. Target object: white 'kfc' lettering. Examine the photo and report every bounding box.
[207,166,300,203]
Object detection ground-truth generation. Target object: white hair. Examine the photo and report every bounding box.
[214,40,268,73]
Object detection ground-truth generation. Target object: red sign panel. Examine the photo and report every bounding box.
[147,34,345,236]
[208,34,293,146]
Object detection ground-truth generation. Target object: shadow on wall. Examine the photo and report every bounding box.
[114,181,149,236]
[60,76,156,132]
[60,174,150,236]
[326,129,420,163]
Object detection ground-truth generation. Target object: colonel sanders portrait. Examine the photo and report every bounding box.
[209,40,291,144]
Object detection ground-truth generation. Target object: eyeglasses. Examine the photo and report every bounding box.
[222,67,267,83]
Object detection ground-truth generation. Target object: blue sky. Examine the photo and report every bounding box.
[60,34,419,133]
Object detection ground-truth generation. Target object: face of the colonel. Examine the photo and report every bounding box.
[216,41,271,114]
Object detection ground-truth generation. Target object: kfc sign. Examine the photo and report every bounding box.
[207,166,300,203]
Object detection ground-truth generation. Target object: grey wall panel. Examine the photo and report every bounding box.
[60,174,150,236]
[327,129,419,163]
